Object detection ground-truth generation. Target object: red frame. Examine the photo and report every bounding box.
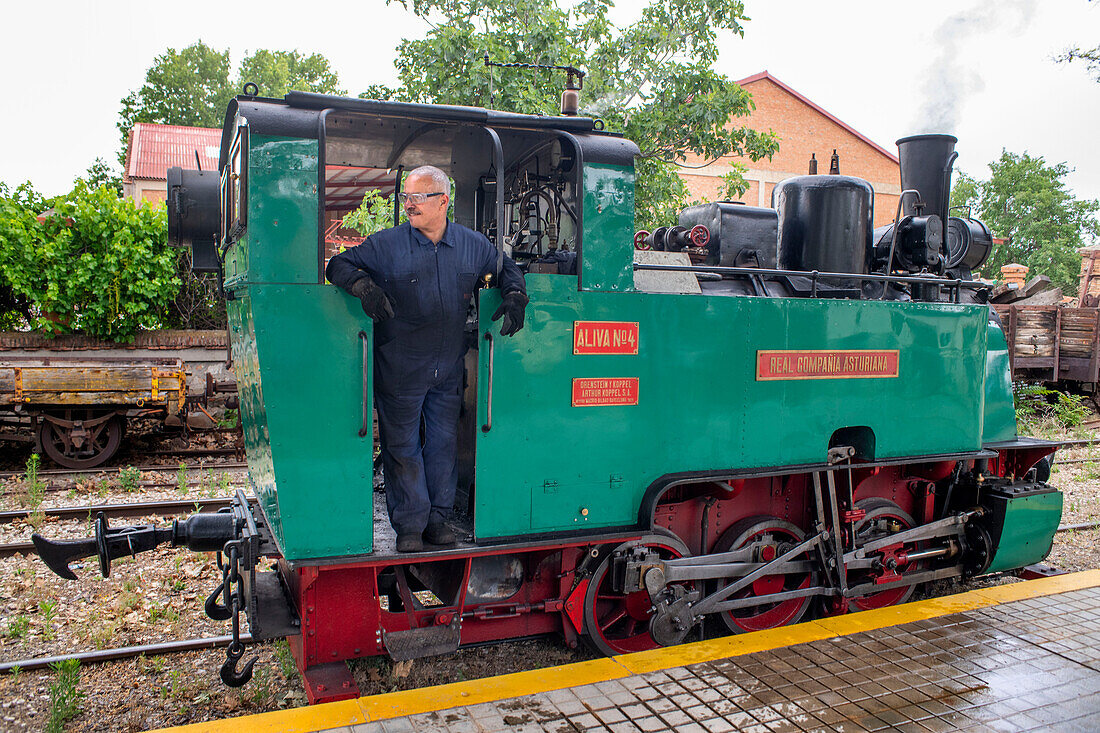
[281,448,1053,704]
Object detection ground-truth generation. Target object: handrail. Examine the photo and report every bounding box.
[632,262,985,302]
[358,331,370,438]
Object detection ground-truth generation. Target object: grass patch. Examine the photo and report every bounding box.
[45,659,84,733]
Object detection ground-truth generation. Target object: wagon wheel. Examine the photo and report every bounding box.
[848,498,920,612]
[582,534,691,656]
[37,410,123,469]
[711,517,817,633]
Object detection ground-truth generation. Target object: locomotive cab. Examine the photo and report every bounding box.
[189,92,644,561]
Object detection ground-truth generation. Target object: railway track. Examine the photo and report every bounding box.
[0,634,253,673]
[0,461,247,481]
[0,497,244,525]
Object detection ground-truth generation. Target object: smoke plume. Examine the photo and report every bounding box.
[911,0,1036,134]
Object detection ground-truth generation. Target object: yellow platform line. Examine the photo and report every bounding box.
[158,568,1100,732]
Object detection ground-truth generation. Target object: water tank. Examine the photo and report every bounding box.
[772,175,874,278]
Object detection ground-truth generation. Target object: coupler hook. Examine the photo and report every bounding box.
[218,540,256,687]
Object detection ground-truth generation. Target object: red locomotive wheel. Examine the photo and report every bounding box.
[582,534,690,656]
[37,411,123,469]
[712,517,816,634]
[848,498,919,611]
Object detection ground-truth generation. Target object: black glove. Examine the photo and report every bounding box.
[349,277,395,322]
[491,291,528,336]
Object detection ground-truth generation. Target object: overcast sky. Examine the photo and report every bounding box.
[3,0,1097,205]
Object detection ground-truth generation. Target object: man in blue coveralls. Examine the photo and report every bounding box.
[326,165,528,552]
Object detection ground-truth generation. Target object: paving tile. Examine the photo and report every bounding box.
[607,722,640,733]
[552,701,588,717]
[722,711,758,728]
[593,708,626,725]
[632,717,667,732]
[380,719,415,733]
[657,710,692,728]
[644,697,677,714]
[566,713,602,730]
[699,717,736,733]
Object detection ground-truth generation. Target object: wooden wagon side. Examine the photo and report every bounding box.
[993,305,1100,385]
[0,358,187,467]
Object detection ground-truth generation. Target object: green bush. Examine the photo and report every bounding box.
[0,181,179,341]
[1014,383,1089,434]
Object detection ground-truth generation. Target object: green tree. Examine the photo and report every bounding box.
[118,41,235,161]
[118,43,344,164]
[1058,44,1100,81]
[76,157,123,196]
[387,0,777,230]
[1057,0,1099,81]
[951,150,1100,294]
[236,49,345,97]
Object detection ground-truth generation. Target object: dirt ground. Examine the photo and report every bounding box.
[0,420,1096,732]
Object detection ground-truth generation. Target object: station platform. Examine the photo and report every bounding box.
[165,570,1100,733]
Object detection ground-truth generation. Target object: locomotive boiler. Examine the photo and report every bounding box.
[33,87,1061,704]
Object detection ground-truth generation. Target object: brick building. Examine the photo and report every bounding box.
[679,71,901,227]
[122,123,221,205]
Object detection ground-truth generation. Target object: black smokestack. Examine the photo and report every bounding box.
[896,134,958,227]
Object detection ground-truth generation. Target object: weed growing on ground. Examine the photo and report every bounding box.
[163,668,191,700]
[24,453,47,528]
[88,619,120,650]
[217,409,239,429]
[39,599,58,640]
[45,659,84,733]
[24,453,45,506]
[97,480,110,499]
[201,468,217,496]
[116,579,142,615]
[1015,384,1089,435]
[176,463,189,494]
[8,665,20,684]
[219,472,231,493]
[5,614,30,640]
[273,639,297,680]
[244,664,274,706]
[138,653,166,676]
[118,466,141,492]
[147,602,180,626]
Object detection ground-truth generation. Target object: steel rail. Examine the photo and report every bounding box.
[1058,521,1100,532]
[1,541,34,557]
[0,477,248,499]
[147,447,241,458]
[0,461,247,480]
[0,634,254,673]
[0,497,256,525]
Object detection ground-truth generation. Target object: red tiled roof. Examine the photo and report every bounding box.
[124,123,222,182]
[735,71,899,164]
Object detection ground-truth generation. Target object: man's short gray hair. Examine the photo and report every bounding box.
[406,165,451,198]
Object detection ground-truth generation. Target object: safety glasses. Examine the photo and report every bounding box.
[397,192,445,204]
